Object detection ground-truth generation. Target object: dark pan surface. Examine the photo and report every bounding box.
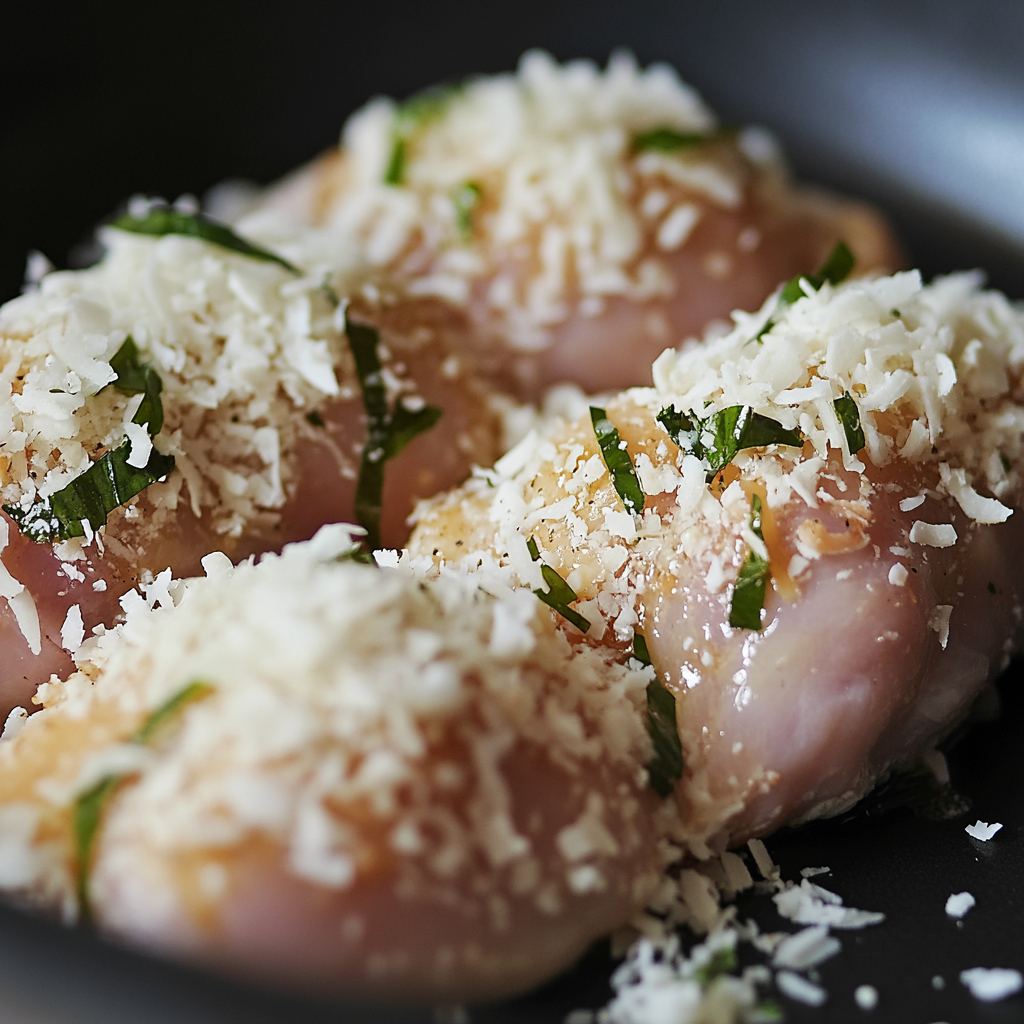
[3,2,1024,1021]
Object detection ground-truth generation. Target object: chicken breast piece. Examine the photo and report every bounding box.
[0,228,502,715]
[409,269,1024,855]
[244,49,902,397]
[0,527,669,1002]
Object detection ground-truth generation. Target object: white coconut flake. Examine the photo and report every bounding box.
[773,880,885,930]
[747,838,779,881]
[60,604,85,654]
[960,967,1023,1002]
[771,925,841,970]
[945,891,976,918]
[854,984,879,1010]
[910,522,957,548]
[928,605,953,649]
[965,820,1003,841]
[775,970,827,1007]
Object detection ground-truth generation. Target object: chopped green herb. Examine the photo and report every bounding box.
[988,581,998,595]
[4,444,175,543]
[754,240,855,342]
[305,410,326,428]
[729,494,769,631]
[631,629,652,667]
[646,679,683,798]
[749,1001,785,1024]
[132,681,213,745]
[891,308,902,318]
[693,944,738,986]
[112,208,300,275]
[833,391,866,454]
[347,320,443,550]
[74,681,214,923]
[633,629,682,797]
[590,406,645,514]
[632,125,735,152]
[74,775,121,924]
[526,535,591,633]
[108,336,165,435]
[452,181,482,239]
[384,84,460,185]
[1000,452,1012,474]
[657,404,802,481]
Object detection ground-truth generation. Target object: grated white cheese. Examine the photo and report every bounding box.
[960,967,1023,1002]
[944,891,975,918]
[775,970,827,1007]
[965,820,1002,841]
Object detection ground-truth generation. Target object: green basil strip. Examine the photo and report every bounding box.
[132,681,214,745]
[526,535,591,634]
[452,181,482,239]
[693,945,738,987]
[384,84,460,185]
[755,240,855,342]
[74,775,121,925]
[834,391,866,454]
[633,629,683,797]
[729,494,770,631]
[112,208,300,275]
[658,404,802,481]
[347,321,442,550]
[632,125,735,153]
[4,444,175,543]
[108,336,165,435]
[590,406,645,514]
[631,629,652,667]
[646,679,684,798]
[74,681,214,924]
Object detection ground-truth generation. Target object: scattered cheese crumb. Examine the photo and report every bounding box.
[776,970,827,1007]
[960,967,1024,1002]
[945,891,976,918]
[965,820,1003,841]
[910,522,957,548]
[854,984,878,1010]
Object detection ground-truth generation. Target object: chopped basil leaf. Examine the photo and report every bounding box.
[1000,452,1011,473]
[112,208,300,275]
[590,406,645,514]
[132,681,213,745]
[632,126,734,152]
[890,308,902,318]
[74,681,214,923]
[347,320,443,550]
[693,945,738,986]
[305,410,326,428]
[658,404,802,481]
[755,240,855,342]
[74,775,121,925]
[4,443,175,543]
[834,392,866,454]
[526,535,591,633]
[108,336,164,435]
[384,84,460,185]
[632,629,652,667]
[729,494,769,631]
[646,679,683,798]
[452,181,482,239]
[634,629,683,798]
[751,1001,784,1023]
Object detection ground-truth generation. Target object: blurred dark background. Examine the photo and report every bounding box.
[4,0,1024,303]
[3,2,1024,1022]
